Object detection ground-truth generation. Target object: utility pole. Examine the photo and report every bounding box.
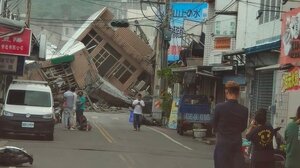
[25,0,31,27]
[151,0,170,121]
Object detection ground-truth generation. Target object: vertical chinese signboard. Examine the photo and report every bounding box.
[168,2,208,62]
[281,8,300,65]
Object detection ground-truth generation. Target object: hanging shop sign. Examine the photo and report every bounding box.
[282,67,300,92]
[0,28,32,57]
[281,8,300,65]
[168,2,208,62]
[168,17,184,62]
[172,2,208,23]
[0,55,25,75]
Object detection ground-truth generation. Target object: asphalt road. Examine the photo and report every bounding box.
[0,111,214,168]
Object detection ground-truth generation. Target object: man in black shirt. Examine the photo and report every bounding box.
[246,108,274,168]
[212,81,248,168]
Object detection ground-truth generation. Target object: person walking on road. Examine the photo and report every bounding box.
[246,108,275,168]
[76,91,86,125]
[212,81,248,168]
[132,93,145,131]
[71,86,77,130]
[285,106,300,168]
[63,87,75,130]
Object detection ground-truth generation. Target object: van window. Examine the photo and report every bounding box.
[7,90,51,107]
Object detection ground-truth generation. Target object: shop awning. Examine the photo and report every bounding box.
[223,49,245,56]
[50,55,75,65]
[212,65,233,71]
[196,70,216,78]
[0,17,25,29]
[171,66,197,72]
[256,64,280,71]
[245,40,280,55]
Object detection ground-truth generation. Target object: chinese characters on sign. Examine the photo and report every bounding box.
[0,28,32,57]
[282,67,300,92]
[184,113,211,122]
[0,55,18,72]
[280,8,300,64]
[168,2,208,62]
[172,3,208,23]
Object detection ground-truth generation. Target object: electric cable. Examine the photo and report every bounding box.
[185,0,237,32]
[147,0,163,22]
[79,0,153,17]
[140,0,162,23]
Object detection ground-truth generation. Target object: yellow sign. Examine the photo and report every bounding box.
[168,98,179,129]
[282,67,300,92]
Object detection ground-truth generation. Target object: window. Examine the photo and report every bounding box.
[259,0,264,24]
[259,0,280,24]
[215,21,221,35]
[264,0,270,23]
[81,29,103,53]
[7,90,51,107]
[92,43,122,77]
[113,60,136,84]
[270,0,276,21]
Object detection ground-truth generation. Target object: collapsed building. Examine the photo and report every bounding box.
[23,8,154,107]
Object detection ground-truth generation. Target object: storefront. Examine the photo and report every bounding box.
[244,40,280,121]
[273,7,300,133]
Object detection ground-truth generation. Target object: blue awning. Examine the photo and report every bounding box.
[245,40,280,55]
[223,74,246,85]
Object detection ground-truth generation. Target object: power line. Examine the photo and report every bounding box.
[30,15,157,24]
[239,0,281,8]
[185,0,237,32]
[79,0,155,17]
[147,0,163,21]
[140,0,162,23]
[206,0,237,22]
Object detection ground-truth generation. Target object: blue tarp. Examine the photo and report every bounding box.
[245,40,281,55]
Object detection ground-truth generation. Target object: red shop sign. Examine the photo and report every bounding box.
[0,28,32,57]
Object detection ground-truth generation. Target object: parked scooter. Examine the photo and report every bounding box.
[242,127,285,168]
[0,146,33,166]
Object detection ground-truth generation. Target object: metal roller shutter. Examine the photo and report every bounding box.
[250,71,274,122]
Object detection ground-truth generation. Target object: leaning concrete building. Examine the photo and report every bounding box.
[24,8,154,107]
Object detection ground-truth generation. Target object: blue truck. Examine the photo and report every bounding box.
[176,94,212,135]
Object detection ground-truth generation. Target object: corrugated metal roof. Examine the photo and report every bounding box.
[59,8,109,54]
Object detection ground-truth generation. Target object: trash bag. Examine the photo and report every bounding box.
[129,110,134,123]
[0,146,33,166]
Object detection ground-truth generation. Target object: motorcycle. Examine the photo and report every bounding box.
[242,127,285,168]
[0,146,33,166]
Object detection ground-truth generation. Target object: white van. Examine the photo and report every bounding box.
[0,80,55,140]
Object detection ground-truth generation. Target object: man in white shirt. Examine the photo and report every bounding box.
[63,87,74,130]
[132,94,145,131]
[71,87,77,129]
